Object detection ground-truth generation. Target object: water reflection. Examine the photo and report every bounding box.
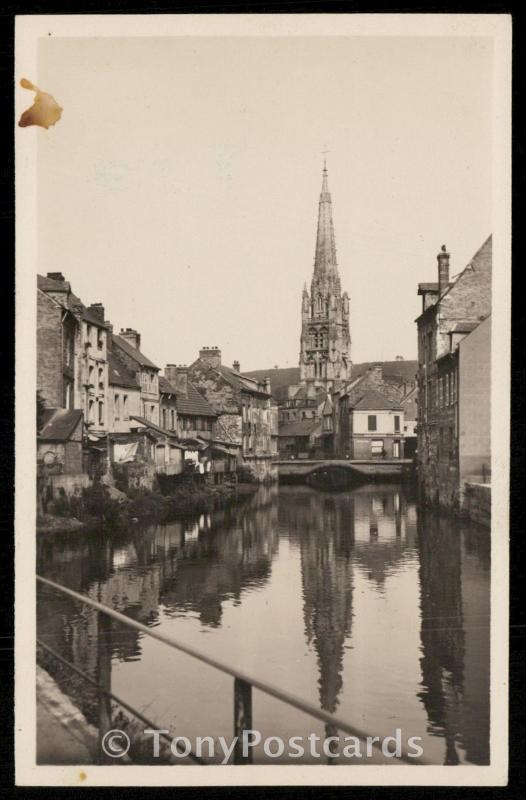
[417,510,490,765]
[37,482,490,765]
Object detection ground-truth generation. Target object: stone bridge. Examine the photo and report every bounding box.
[278,458,413,484]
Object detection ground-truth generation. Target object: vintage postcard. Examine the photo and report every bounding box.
[15,13,511,787]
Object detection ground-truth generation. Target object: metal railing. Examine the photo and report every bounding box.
[37,574,427,766]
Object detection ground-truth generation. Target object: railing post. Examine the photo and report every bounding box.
[97,610,113,764]
[233,678,252,764]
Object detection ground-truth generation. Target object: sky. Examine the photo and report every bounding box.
[36,35,493,371]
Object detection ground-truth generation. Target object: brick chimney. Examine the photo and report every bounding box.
[89,303,105,322]
[47,272,66,282]
[368,364,383,387]
[119,327,141,350]
[437,244,450,297]
[199,346,221,370]
[232,360,240,373]
[166,365,188,395]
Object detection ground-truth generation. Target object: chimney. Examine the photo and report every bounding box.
[263,377,271,395]
[168,365,188,396]
[395,355,404,361]
[199,346,222,370]
[368,364,383,384]
[119,327,141,351]
[89,303,105,322]
[437,244,450,297]
[232,360,240,373]
[47,272,65,282]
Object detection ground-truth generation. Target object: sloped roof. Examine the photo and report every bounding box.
[39,408,83,441]
[176,381,217,417]
[291,385,328,403]
[278,419,321,438]
[112,333,159,370]
[129,416,184,445]
[351,388,403,411]
[217,365,271,397]
[108,351,139,389]
[450,321,480,334]
[38,275,111,329]
[159,375,178,395]
[244,361,418,398]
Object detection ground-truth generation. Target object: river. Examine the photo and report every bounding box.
[37,482,490,766]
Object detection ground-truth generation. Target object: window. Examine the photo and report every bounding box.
[394,415,400,432]
[115,394,120,421]
[162,408,167,429]
[97,329,104,350]
[98,400,104,425]
[88,365,94,386]
[123,395,128,420]
[88,399,94,423]
[151,405,155,421]
[368,415,377,431]
[170,409,175,430]
[371,439,384,455]
[98,366,104,389]
[393,440,400,458]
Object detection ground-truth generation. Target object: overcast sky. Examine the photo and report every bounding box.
[37,35,492,371]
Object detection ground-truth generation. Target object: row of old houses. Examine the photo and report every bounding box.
[271,232,491,526]
[37,273,278,504]
[277,362,418,461]
[415,236,492,524]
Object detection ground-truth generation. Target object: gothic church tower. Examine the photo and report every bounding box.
[299,163,351,391]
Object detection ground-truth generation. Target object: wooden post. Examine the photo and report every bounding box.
[97,610,113,764]
[233,678,253,764]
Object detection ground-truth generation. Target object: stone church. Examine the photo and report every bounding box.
[299,162,351,392]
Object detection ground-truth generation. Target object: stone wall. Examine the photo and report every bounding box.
[37,291,63,407]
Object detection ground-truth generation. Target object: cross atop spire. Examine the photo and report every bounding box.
[321,145,329,172]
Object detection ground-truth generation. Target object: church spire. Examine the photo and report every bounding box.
[314,162,338,274]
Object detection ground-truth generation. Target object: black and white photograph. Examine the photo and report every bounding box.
[15,13,510,788]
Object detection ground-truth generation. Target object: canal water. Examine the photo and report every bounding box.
[37,483,490,766]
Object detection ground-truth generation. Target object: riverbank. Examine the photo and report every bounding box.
[37,481,260,535]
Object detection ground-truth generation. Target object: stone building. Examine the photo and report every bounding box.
[416,236,492,510]
[37,279,78,410]
[112,329,160,425]
[164,365,217,442]
[334,386,405,460]
[400,384,418,459]
[37,408,89,507]
[37,273,111,436]
[159,375,178,434]
[458,315,491,524]
[332,365,412,457]
[298,163,351,392]
[107,350,141,434]
[187,348,277,481]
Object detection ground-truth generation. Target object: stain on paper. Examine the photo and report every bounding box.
[18,78,63,129]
